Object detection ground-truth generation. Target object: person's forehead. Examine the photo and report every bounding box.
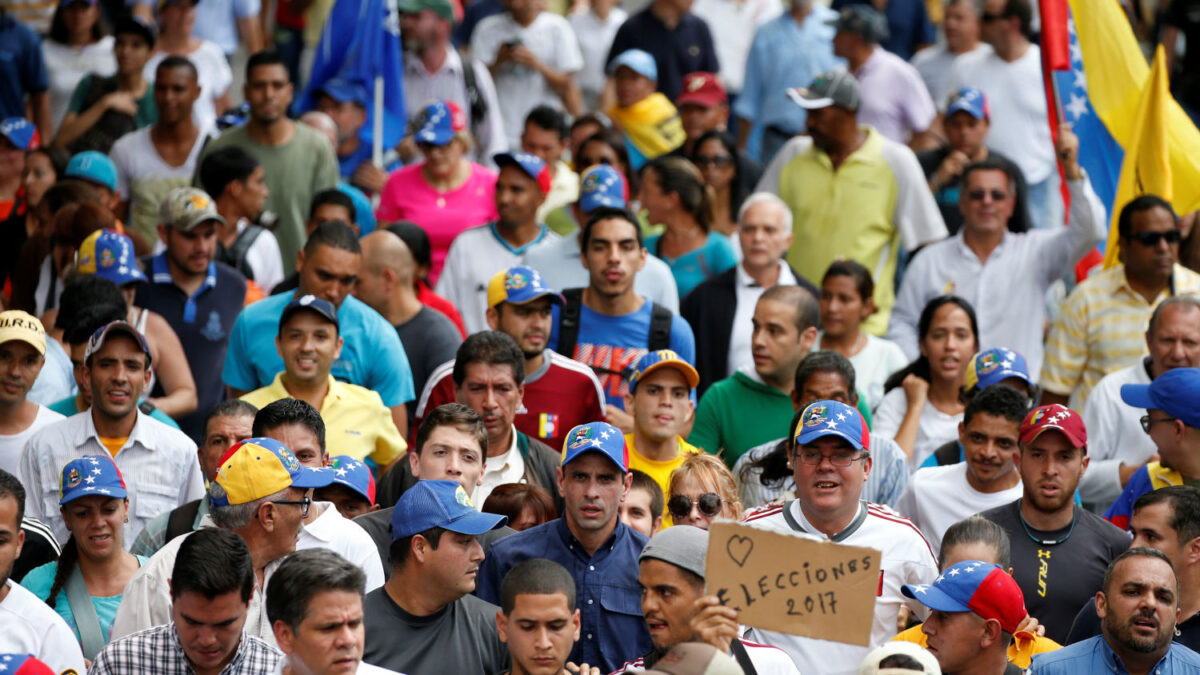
[424,424,483,453]
[510,591,572,617]
[206,413,253,438]
[267,422,320,447]
[801,370,850,392]
[1132,500,1173,529]
[740,201,786,226]
[249,64,289,84]
[753,297,798,323]
[964,168,1007,187]
[497,165,536,187]
[1114,556,1176,588]
[1024,429,1077,452]
[965,411,1019,435]
[1129,206,1177,232]
[0,339,39,355]
[462,360,518,385]
[591,218,639,241]
[308,244,359,267]
[625,487,653,506]
[281,309,336,332]
[637,367,689,389]
[565,452,619,474]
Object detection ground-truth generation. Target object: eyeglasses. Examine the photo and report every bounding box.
[693,155,734,168]
[1140,415,1177,434]
[1128,229,1182,247]
[271,496,312,518]
[795,449,867,467]
[667,493,723,519]
[966,189,1010,202]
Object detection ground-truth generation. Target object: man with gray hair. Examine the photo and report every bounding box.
[682,191,818,396]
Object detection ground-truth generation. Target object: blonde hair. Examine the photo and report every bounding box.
[668,453,743,520]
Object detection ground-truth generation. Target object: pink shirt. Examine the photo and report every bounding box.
[376,162,499,283]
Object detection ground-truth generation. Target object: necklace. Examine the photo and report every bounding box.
[1016,499,1078,546]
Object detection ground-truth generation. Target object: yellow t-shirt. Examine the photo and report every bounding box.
[98,436,127,458]
[892,623,1062,668]
[626,434,701,527]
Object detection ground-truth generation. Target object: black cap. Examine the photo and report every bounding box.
[114,14,156,48]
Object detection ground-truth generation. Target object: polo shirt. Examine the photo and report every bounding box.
[604,8,720,102]
[222,292,415,408]
[756,128,946,335]
[1029,634,1200,674]
[1040,263,1200,409]
[136,253,247,441]
[1079,359,1158,512]
[688,370,796,469]
[475,517,652,673]
[853,46,936,144]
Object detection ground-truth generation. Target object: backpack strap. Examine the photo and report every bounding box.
[556,287,584,359]
[457,48,489,143]
[729,639,759,675]
[647,301,673,351]
[65,566,106,659]
[224,224,266,281]
[165,499,202,543]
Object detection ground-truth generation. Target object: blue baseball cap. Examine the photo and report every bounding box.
[902,560,1026,633]
[946,87,990,120]
[486,265,563,308]
[280,294,339,330]
[1121,368,1200,428]
[627,349,699,392]
[390,479,506,540]
[76,229,147,285]
[494,152,552,194]
[964,348,1032,392]
[318,77,368,106]
[609,49,657,81]
[413,100,465,146]
[66,151,118,192]
[59,455,127,504]
[0,118,39,151]
[578,164,627,213]
[794,400,870,452]
[327,455,375,505]
[561,422,628,471]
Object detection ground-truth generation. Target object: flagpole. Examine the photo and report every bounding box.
[374,75,384,167]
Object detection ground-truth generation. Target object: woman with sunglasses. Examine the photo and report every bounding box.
[689,130,761,240]
[666,453,742,530]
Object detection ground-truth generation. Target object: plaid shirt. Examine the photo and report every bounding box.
[90,623,282,674]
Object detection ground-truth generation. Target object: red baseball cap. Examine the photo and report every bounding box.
[676,72,727,108]
[1020,404,1087,450]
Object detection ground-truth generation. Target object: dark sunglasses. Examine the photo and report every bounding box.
[966,189,1009,202]
[668,493,722,519]
[1128,229,1182,247]
[693,155,734,168]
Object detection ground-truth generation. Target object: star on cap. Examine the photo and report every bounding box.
[913,586,928,594]
[83,486,95,492]
[1001,360,1012,368]
[599,430,612,440]
[87,457,100,465]
[336,468,348,477]
[93,468,102,475]
[948,568,961,576]
[98,488,110,494]
[589,439,602,448]
[825,420,839,429]
[836,413,847,422]
[85,475,95,484]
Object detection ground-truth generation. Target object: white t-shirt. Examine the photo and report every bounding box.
[872,387,962,469]
[568,8,627,104]
[110,125,214,240]
[910,42,992,105]
[470,11,584,147]
[691,0,781,93]
[0,405,64,478]
[827,333,909,413]
[895,462,1024,551]
[1080,362,1158,513]
[0,580,87,674]
[42,37,116,130]
[143,41,232,133]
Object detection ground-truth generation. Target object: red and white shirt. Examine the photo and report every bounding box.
[740,500,938,675]
[609,638,801,674]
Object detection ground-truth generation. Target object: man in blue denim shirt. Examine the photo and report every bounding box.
[1031,547,1200,674]
[476,421,651,673]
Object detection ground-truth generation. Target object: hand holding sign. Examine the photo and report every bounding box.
[704,520,882,646]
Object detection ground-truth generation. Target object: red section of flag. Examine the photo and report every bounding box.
[1040,0,1072,224]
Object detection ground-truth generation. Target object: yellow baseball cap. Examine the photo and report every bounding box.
[0,310,46,355]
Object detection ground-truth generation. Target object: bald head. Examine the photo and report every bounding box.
[361,230,414,279]
[300,111,338,149]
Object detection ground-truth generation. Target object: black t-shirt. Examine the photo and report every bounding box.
[981,500,1131,644]
[362,587,510,674]
[1067,596,1200,653]
[915,146,1031,236]
[1165,0,1200,108]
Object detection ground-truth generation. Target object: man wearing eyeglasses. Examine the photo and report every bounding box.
[742,399,938,675]
[889,124,1105,381]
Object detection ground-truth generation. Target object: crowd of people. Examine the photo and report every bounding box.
[2,0,1200,672]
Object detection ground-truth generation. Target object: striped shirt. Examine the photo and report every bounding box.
[1039,263,1200,409]
[91,623,281,674]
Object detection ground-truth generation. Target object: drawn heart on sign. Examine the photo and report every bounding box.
[726,535,754,567]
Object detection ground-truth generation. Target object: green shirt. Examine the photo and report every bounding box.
[67,74,157,128]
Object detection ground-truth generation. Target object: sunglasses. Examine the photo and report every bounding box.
[966,189,1009,202]
[693,155,734,168]
[667,493,722,519]
[1128,229,1182,247]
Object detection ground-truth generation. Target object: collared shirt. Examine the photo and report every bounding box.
[1080,360,1158,512]
[854,46,936,143]
[476,428,526,506]
[241,374,407,465]
[92,623,282,674]
[475,517,652,673]
[727,261,798,377]
[1029,634,1200,674]
[299,502,386,592]
[734,435,910,510]
[403,48,508,167]
[19,409,203,546]
[1040,263,1200,409]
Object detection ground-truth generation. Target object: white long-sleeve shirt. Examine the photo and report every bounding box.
[1079,360,1158,512]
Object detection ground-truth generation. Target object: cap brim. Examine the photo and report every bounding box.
[292,466,336,489]
[415,130,454,146]
[786,88,833,110]
[1120,383,1157,410]
[795,427,864,451]
[442,509,507,535]
[98,323,151,362]
[640,361,700,390]
[901,583,971,613]
[946,103,985,119]
[676,95,722,109]
[512,291,565,307]
[332,477,372,502]
[61,487,128,504]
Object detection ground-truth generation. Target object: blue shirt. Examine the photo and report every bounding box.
[22,556,150,644]
[646,231,738,298]
[222,291,415,408]
[605,9,720,102]
[1030,634,1200,674]
[831,0,935,61]
[0,13,49,119]
[476,517,652,674]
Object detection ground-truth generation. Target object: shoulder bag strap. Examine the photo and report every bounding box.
[64,565,106,660]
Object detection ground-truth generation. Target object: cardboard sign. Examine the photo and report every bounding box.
[704,520,882,646]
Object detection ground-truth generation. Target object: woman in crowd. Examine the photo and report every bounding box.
[690,130,760,240]
[874,295,979,467]
[642,156,737,298]
[0,146,68,289]
[41,0,115,131]
[545,129,639,235]
[142,0,231,131]
[376,100,497,284]
[22,456,145,659]
[817,260,909,412]
[482,483,558,532]
[667,453,743,530]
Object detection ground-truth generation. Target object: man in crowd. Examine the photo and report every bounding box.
[199,146,285,294]
[620,470,664,537]
[0,311,63,477]
[417,266,604,453]
[477,422,652,673]
[361,480,510,673]
[910,0,991,103]
[981,404,1131,643]
[496,558,588,675]
[690,286,819,469]
[667,73,742,163]
[604,0,719,102]
[624,350,700,522]
[521,107,580,224]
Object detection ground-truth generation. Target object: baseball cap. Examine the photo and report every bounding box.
[486,266,564,308]
[413,100,466,146]
[318,77,368,106]
[396,0,456,22]
[0,655,55,675]
[627,349,699,393]
[84,320,152,366]
[609,49,657,81]
[113,14,156,47]
[493,152,552,195]
[946,87,989,120]
[0,310,46,356]
[578,164,628,213]
[0,118,40,151]
[327,455,376,505]
[828,4,889,43]
[76,229,148,286]
[794,400,870,452]
[65,151,118,192]
[1020,404,1087,449]
[644,643,742,675]
[639,525,707,579]
[59,455,127,505]
[280,294,339,331]
[390,479,506,539]
[1121,367,1200,428]
[210,437,335,508]
[787,70,862,112]
[561,422,629,472]
[858,643,941,675]
[676,72,727,108]
[963,348,1032,392]
[902,560,1026,634]
[159,187,226,231]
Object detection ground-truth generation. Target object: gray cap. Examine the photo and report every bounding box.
[639,525,708,579]
[828,5,889,44]
[158,187,226,231]
[786,70,862,112]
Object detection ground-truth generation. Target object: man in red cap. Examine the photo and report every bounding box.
[668,73,732,159]
[979,404,1131,644]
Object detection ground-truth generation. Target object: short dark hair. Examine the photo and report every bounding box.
[759,285,820,334]
[246,50,289,81]
[569,113,608,139]
[1000,0,1033,37]
[1118,195,1175,239]
[414,403,488,458]
[386,222,433,270]
[1133,486,1200,546]
[451,331,525,387]
[582,206,644,250]
[482,483,557,528]
[1102,546,1178,597]
[156,55,198,82]
[309,189,357,223]
[524,106,568,140]
[303,220,361,258]
[961,157,1019,195]
[199,146,260,199]
[266,549,366,631]
[204,400,259,439]
[389,526,445,571]
[0,469,26,525]
[500,558,576,614]
[822,259,875,307]
[629,468,664,519]
[56,275,127,342]
[171,528,255,603]
[253,398,326,452]
[792,351,857,401]
[939,515,1012,570]
[1146,296,1200,337]
[962,383,1028,427]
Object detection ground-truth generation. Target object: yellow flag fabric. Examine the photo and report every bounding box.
[607,93,686,163]
[1102,46,1173,269]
